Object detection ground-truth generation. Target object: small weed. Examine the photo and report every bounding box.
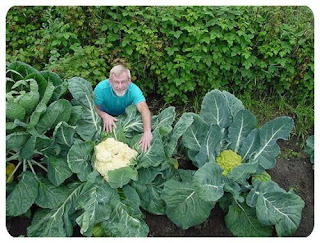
[278,148,304,160]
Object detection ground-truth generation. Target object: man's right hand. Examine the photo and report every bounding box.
[101,113,118,133]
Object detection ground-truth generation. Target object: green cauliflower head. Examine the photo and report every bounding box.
[216,149,242,176]
[94,138,138,181]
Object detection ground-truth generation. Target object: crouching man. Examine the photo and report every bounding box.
[94,64,152,151]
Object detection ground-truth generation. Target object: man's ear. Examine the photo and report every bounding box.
[128,77,132,84]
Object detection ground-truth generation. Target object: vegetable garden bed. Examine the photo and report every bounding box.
[7,134,314,237]
[6,62,314,237]
[143,137,314,237]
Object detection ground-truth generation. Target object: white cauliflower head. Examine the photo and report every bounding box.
[94,138,138,181]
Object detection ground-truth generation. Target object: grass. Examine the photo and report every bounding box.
[276,94,314,143]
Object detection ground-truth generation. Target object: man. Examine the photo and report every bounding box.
[94,64,152,152]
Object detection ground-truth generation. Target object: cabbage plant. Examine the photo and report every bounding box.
[6,63,189,237]
[6,62,71,217]
[161,89,305,237]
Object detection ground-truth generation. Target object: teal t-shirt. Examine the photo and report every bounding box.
[94,79,145,116]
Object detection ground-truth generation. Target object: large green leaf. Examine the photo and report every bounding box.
[102,185,149,237]
[161,179,215,230]
[227,109,256,153]
[246,181,285,208]
[137,129,167,168]
[6,171,39,217]
[15,79,40,115]
[27,82,55,130]
[35,178,69,209]
[107,166,138,188]
[194,124,221,167]
[193,162,224,202]
[76,107,101,141]
[27,209,66,236]
[222,90,245,117]
[132,182,166,215]
[239,128,259,162]
[40,71,67,102]
[6,132,30,153]
[120,105,144,137]
[75,179,115,236]
[68,105,83,126]
[253,117,294,169]
[135,167,162,184]
[53,121,77,148]
[225,201,273,237]
[132,167,168,215]
[152,106,176,136]
[6,101,26,121]
[7,61,38,81]
[182,113,209,151]
[27,182,84,237]
[68,77,101,141]
[19,135,37,159]
[68,77,102,141]
[45,156,73,186]
[255,184,305,236]
[165,112,194,157]
[36,99,72,134]
[200,89,231,128]
[227,162,259,184]
[246,181,305,236]
[68,77,95,109]
[27,103,47,130]
[67,141,95,182]
[25,73,48,98]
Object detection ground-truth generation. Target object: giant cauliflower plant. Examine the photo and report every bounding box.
[161,89,304,237]
[94,138,138,182]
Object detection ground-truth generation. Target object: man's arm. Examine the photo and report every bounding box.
[136,101,152,152]
[95,106,118,133]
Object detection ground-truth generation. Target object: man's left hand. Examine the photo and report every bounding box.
[139,131,153,152]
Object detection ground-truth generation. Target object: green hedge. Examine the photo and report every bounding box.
[6,6,314,104]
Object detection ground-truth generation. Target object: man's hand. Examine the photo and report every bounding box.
[139,131,153,152]
[136,102,153,152]
[101,113,118,133]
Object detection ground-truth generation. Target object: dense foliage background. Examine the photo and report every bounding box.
[6,6,314,137]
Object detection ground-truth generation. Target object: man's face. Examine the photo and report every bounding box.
[110,72,131,97]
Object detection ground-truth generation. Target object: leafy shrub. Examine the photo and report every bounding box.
[6,6,314,105]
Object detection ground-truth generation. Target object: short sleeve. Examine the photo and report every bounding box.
[132,85,146,105]
[94,84,104,108]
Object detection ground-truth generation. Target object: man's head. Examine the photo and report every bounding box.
[109,65,131,97]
